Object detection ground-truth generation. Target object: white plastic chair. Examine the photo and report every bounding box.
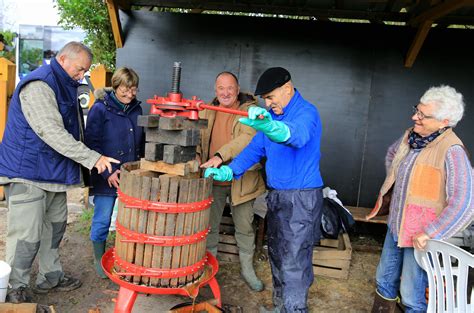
[414,239,474,313]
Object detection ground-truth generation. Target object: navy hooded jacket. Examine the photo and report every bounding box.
[85,89,144,195]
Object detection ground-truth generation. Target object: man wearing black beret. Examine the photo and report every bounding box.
[205,67,324,312]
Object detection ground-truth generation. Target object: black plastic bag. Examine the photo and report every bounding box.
[330,198,356,232]
[320,198,342,239]
[320,198,356,240]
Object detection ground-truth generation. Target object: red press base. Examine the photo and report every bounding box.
[101,248,221,313]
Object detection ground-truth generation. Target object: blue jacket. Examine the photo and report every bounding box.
[85,89,144,195]
[229,89,323,190]
[0,58,83,185]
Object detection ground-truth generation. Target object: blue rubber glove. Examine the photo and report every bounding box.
[204,165,233,182]
[239,106,290,143]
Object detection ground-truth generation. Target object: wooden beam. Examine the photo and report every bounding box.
[409,0,474,26]
[404,20,432,68]
[116,0,131,10]
[105,0,124,48]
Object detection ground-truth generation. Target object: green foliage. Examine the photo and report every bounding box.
[77,207,94,235]
[0,30,16,62]
[55,0,116,70]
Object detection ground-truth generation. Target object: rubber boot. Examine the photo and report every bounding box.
[371,290,399,313]
[239,252,264,292]
[92,241,107,279]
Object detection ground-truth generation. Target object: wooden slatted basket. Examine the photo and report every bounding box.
[113,161,212,288]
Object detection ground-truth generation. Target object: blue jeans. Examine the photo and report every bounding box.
[376,230,428,313]
[90,195,116,242]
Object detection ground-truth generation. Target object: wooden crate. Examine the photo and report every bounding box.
[217,216,240,262]
[313,233,352,279]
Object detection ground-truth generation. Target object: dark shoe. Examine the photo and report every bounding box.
[371,290,399,313]
[6,286,32,303]
[34,275,82,294]
[92,241,107,279]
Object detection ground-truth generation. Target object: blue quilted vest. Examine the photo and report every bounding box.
[0,58,83,185]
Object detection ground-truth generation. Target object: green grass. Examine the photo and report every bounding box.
[77,207,94,235]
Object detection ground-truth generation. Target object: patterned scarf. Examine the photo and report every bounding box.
[408,127,449,149]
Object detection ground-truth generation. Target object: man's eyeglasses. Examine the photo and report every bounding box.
[118,86,139,95]
[412,105,435,120]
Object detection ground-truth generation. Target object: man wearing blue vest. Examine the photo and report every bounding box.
[205,67,324,313]
[0,42,119,303]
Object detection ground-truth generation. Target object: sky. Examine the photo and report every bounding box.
[1,0,59,30]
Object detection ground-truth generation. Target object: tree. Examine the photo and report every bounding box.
[0,30,16,62]
[55,0,116,69]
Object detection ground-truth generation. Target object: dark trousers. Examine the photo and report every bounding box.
[266,188,323,313]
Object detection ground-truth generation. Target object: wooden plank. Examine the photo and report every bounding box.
[143,176,160,286]
[313,265,349,279]
[0,80,8,141]
[319,237,341,249]
[130,169,158,177]
[171,178,189,287]
[219,234,237,245]
[409,0,472,26]
[163,145,197,164]
[137,114,160,128]
[346,206,387,224]
[140,158,199,176]
[158,116,208,130]
[114,165,130,273]
[167,176,180,287]
[133,176,151,284]
[313,258,351,269]
[192,178,206,281]
[218,253,240,263]
[145,128,200,146]
[144,142,164,162]
[218,242,239,254]
[404,20,432,68]
[183,179,198,283]
[127,174,142,282]
[151,175,169,287]
[105,0,123,48]
[313,247,351,261]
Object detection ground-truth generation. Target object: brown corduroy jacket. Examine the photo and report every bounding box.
[197,93,266,206]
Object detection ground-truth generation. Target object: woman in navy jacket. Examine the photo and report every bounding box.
[85,67,144,278]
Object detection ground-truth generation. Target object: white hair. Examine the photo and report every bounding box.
[420,85,465,127]
[56,41,93,62]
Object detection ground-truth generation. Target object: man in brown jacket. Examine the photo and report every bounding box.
[198,72,266,292]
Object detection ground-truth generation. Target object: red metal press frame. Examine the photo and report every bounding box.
[147,91,249,120]
[102,249,221,313]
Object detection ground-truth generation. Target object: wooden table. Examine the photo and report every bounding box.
[346,206,387,224]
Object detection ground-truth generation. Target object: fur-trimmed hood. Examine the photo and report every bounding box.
[93,87,114,100]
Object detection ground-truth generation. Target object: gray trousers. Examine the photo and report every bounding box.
[5,183,67,289]
[206,185,256,255]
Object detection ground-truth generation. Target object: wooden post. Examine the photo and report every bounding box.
[88,64,112,108]
[0,57,16,200]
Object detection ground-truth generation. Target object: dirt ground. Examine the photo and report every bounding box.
[0,188,383,313]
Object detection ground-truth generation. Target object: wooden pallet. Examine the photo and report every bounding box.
[313,233,352,279]
[218,216,240,262]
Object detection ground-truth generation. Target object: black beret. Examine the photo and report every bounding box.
[254,67,291,96]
